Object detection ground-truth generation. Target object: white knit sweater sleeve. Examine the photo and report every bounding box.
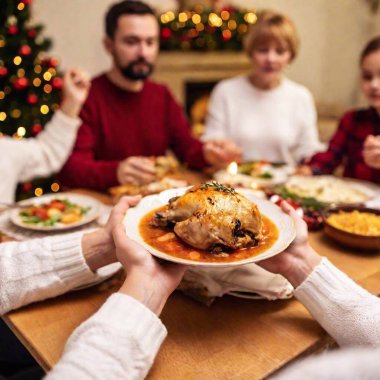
[0,232,97,315]
[202,82,229,141]
[14,110,81,182]
[294,257,380,347]
[274,346,380,380]
[45,293,167,380]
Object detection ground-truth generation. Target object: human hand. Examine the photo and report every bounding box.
[117,156,157,185]
[82,196,141,272]
[257,201,321,288]
[363,135,380,169]
[294,165,313,176]
[112,197,187,315]
[203,139,242,168]
[61,68,91,118]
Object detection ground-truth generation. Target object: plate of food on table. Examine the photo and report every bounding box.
[267,175,380,231]
[213,160,292,188]
[124,181,296,267]
[109,155,187,200]
[10,193,100,231]
[283,175,378,204]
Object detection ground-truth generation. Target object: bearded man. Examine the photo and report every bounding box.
[60,0,241,190]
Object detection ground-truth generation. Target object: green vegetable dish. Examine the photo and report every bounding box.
[20,198,90,226]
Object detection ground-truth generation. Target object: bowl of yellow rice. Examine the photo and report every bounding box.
[324,206,380,250]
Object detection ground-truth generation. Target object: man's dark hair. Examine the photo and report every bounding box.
[105,0,156,39]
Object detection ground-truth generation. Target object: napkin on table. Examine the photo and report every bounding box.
[178,263,293,305]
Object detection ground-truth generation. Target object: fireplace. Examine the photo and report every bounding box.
[185,80,216,136]
[153,51,251,136]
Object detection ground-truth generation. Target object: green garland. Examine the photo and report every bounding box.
[159,6,257,51]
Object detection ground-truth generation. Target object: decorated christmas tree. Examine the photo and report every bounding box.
[0,0,63,198]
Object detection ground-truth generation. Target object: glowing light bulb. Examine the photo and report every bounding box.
[34,188,43,197]
[17,126,26,137]
[179,12,188,22]
[43,72,52,81]
[244,12,257,24]
[221,10,230,20]
[13,56,22,65]
[40,105,49,114]
[192,14,201,24]
[227,162,238,175]
[34,65,42,74]
[33,78,41,87]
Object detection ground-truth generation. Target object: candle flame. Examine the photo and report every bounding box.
[227,161,238,175]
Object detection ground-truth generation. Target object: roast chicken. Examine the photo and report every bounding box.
[152,183,262,251]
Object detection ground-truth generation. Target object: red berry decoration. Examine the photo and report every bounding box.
[161,27,172,40]
[7,25,18,35]
[22,182,33,192]
[19,45,31,56]
[32,123,42,135]
[27,28,37,38]
[13,77,29,90]
[27,93,38,104]
[44,57,59,68]
[52,76,63,89]
[0,67,8,77]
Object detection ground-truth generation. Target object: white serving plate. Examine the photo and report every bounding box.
[124,187,296,268]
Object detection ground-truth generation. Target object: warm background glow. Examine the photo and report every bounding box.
[31,0,380,109]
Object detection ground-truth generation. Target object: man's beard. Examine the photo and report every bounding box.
[118,58,154,81]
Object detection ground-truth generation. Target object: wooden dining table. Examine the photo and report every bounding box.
[2,172,380,379]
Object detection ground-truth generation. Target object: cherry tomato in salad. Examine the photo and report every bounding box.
[49,201,66,211]
[32,208,49,221]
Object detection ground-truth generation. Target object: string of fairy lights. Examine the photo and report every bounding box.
[159,6,257,51]
[0,0,62,198]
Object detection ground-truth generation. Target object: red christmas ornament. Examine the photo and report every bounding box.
[43,57,59,68]
[0,67,8,77]
[13,77,29,90]
[7,25,18,35]
[221,6,236,13]
[52,76,63,89]
[50,57,59,67]
[19,45,32,56]
[22,182,33,192]
[32,123,42,135]
[27,28,37,38]
[161,27,172,40]
[23,0,33,4]
[27,93,38,104]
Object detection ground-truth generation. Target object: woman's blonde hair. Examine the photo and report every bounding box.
[244,10,299,61]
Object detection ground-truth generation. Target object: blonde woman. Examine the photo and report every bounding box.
[203,11,322,166]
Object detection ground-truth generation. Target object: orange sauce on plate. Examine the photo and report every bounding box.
[139,206,279,263]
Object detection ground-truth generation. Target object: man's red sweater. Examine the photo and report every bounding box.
[60,74,207,190]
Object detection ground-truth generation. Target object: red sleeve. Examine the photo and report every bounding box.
[308,112,352,174]
[165,88,208,169]
[59,99,119,191]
